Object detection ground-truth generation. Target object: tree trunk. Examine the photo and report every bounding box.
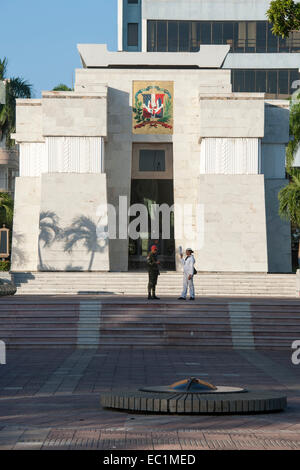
[38,240,43,270]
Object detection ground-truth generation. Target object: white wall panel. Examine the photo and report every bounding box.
[20,137,103,176]
[20,143,47,177]
[47,137,103,174]
[200,138,261,175]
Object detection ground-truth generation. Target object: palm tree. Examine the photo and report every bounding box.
[0,192,14,227]
[64,215,107,271]
[0,57,32,148]
[278,174,300,267]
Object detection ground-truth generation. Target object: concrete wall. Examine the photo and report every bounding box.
[11,174,109,272]
[199,96,265,138]
[265,179,292,273]
[261,144,286,179]
[11,60,292,273]
[14,91,107,143]
[195,175,268,272]
[142,0,273,21]
[263,101,290,144]
[42,92,107,137]
[261,99,292,272]
[39,173,109,272]
[75,67,233,271]
[11,177,41,272]
[224,53,300,70]
[13,101,44,143]
[262,102,289,181]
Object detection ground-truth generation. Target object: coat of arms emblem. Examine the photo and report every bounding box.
[133,81,174,134]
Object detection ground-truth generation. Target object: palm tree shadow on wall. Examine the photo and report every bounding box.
[38,211,63,271]
[11,231,27,267]
[64,215,108,272]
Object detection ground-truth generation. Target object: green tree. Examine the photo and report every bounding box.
[278,175,300,266]
[0,58,32,147]
[52,83,72,91]
[267,0,300,38]
[286,96,300,173]
[278,95,300,268]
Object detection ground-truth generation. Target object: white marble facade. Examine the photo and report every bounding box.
[10,45,292,273]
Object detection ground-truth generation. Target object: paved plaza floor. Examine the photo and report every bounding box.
[0,348,300,450]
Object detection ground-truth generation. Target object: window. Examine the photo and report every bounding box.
[212,23,223,45]
[267,70,277,94]
[147,20,300,53]
[168,22,178,52]
[232,69,300,96]
[267,23,278,52]
[223,22,234,48]
[278,70,288,95]
[201,23,211,45]
[139,150,166,172]
[147,21,156,52]
[157,21,167,52]
[128,0,138,3]
[256,70,267,93]
[179,22,189,51]
[256,22,267,52]
[128,23,138,47]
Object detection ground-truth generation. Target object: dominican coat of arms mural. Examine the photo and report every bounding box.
[132,81,174,135]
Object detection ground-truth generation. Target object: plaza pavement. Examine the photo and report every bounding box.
[0,347,300,450]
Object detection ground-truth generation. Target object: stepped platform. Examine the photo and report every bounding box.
[0,295,300,350]
[12,271,297,297]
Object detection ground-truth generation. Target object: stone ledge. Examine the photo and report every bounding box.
[101,390,287,414]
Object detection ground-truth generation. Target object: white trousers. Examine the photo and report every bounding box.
[181,274,195,299]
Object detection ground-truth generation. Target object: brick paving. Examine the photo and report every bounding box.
[0,348,300,449]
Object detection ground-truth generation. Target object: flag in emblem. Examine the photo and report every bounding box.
[143,94,164,119]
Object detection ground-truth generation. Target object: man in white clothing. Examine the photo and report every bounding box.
[178,248,196,301]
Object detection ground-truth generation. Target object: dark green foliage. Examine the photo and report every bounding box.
[0,260,10,271]
[52,84,72,91]
[0,193,13,228]
[286,96,300,174]
[0,57,32,147]
[267,0,300,38]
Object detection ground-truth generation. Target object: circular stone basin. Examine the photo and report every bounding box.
[100,377,287,415]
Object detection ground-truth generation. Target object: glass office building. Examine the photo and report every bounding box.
[119,0,300,97]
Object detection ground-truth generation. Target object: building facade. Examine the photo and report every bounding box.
[10,2,295,274]
[120,0,300,98]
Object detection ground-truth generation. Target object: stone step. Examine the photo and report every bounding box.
[1,296,300,350]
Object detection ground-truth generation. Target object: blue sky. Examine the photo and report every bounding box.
[0,0,118,97]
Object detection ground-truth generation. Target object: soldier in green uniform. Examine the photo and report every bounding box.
[147,245,160,300]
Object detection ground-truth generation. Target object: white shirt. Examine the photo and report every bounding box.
[181,255,195,277]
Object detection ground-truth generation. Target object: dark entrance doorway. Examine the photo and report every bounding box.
[129,179,175,270]
[129,144,175,271]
